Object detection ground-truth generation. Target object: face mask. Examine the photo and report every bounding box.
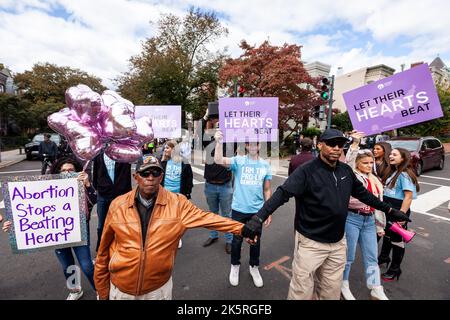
[60,171,79,179]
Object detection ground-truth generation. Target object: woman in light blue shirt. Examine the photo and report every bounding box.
[379,148,419,282]
[214,130,272,288]
[160,140,193,249]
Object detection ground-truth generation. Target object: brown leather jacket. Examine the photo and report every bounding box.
[94,186,244,299]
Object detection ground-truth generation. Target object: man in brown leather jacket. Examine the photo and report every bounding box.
[94,156,254,300]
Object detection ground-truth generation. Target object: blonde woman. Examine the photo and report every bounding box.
[161,140,193,249]
[342,136,388,300]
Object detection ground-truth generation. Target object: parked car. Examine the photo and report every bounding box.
[386,136,445,176]
[24,133,61,160]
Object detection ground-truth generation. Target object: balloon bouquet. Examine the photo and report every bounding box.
[48,84,154,165]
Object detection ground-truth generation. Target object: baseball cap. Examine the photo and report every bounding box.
[136,155,163,173]
[319,129,349,142]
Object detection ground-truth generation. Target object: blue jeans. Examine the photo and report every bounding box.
[231,210,261,267]
[204,182,233,243]
[343,211,381,287]
[96,195,114,251]
[55,224,95,290]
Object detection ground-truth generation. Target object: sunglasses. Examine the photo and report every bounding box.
[324,139,346,148]
[358,149,373,155]
[139,169,163,178]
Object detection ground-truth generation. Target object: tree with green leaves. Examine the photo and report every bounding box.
[331,111,353,132]
[9,63,105,135]
[14,62,106,104]
[399,87,450,137]
[117,8,228,120]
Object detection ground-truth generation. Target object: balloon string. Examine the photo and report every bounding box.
[83,160,91,172]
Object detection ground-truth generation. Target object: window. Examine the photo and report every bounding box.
[429,139,442,149]
[0,84,4,93]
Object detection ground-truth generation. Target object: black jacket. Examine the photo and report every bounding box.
[161,159,193,199]
[257,156,391,243]
[92,153,132,199]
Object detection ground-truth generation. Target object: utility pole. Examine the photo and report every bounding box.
[326,75,335,129]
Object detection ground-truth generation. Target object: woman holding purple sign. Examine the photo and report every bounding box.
[214,130,272,288]
[3,157,97,300]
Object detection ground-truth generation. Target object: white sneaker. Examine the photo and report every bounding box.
[66,289,84,300]
[178,239,183,249]
[341,280,356,300]
[370,286,389,300]
[249,266,264,288]
[229,264,240,286]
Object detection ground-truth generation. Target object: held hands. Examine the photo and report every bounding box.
[349,130,365,146]
[214,130,223,143]
[241,215,263,243]
[389,208,411,222]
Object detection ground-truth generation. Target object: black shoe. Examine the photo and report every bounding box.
[225,243,232,254]
[382,268,402,282]
[203,238,218,247]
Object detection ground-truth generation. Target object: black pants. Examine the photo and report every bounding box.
[379,196,409,270]
[41,156,55,175]
[231,210,261,267]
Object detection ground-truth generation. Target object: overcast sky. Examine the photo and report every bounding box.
[1,0,449,89]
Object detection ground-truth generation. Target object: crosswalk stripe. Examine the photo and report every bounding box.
[191,166,205,176]
[411,186,450,214]
[420,175,450,182]
[0,200,4,209]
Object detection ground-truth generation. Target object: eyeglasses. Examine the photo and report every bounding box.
[139,169,162,178]
[324,139,346,148]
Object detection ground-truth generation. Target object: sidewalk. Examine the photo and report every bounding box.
[444,143,450,154]
[0,149,26,169]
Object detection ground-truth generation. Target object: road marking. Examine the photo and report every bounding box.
[191,166,205,176]
[0,169,41,175]
[420,175,450,182]
[411,186,450,214]
[419,182,447,187]
[0,200,4,209]
[264,256,292,280]
[193,179,204,185]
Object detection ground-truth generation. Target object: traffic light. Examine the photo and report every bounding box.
[320,77,330,101]
[238,85,245,97]
[313,105,320,118]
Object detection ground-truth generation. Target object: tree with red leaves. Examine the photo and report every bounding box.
[219,40,322,139]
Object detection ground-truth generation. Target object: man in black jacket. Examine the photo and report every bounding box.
[93,152,132,251]
[243,129,410,300]
[201,111,235,254]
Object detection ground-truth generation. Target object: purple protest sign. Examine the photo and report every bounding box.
[343,64,443,136]
[219,97,279,142]
[135,105,181,139]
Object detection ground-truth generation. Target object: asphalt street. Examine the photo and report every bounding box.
[0,155,449,300]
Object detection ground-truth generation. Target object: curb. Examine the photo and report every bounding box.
[0,158,25,170]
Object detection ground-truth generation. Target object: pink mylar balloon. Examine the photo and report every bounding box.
[130,116,154,146]
[65,120,103,161]
[101,90,134,115]
[69,137,103,161]
[100,90,136,139]
[105,143,142,163]
[65,84,105,124]
[47,108,75,135]
[101,113,137,139]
